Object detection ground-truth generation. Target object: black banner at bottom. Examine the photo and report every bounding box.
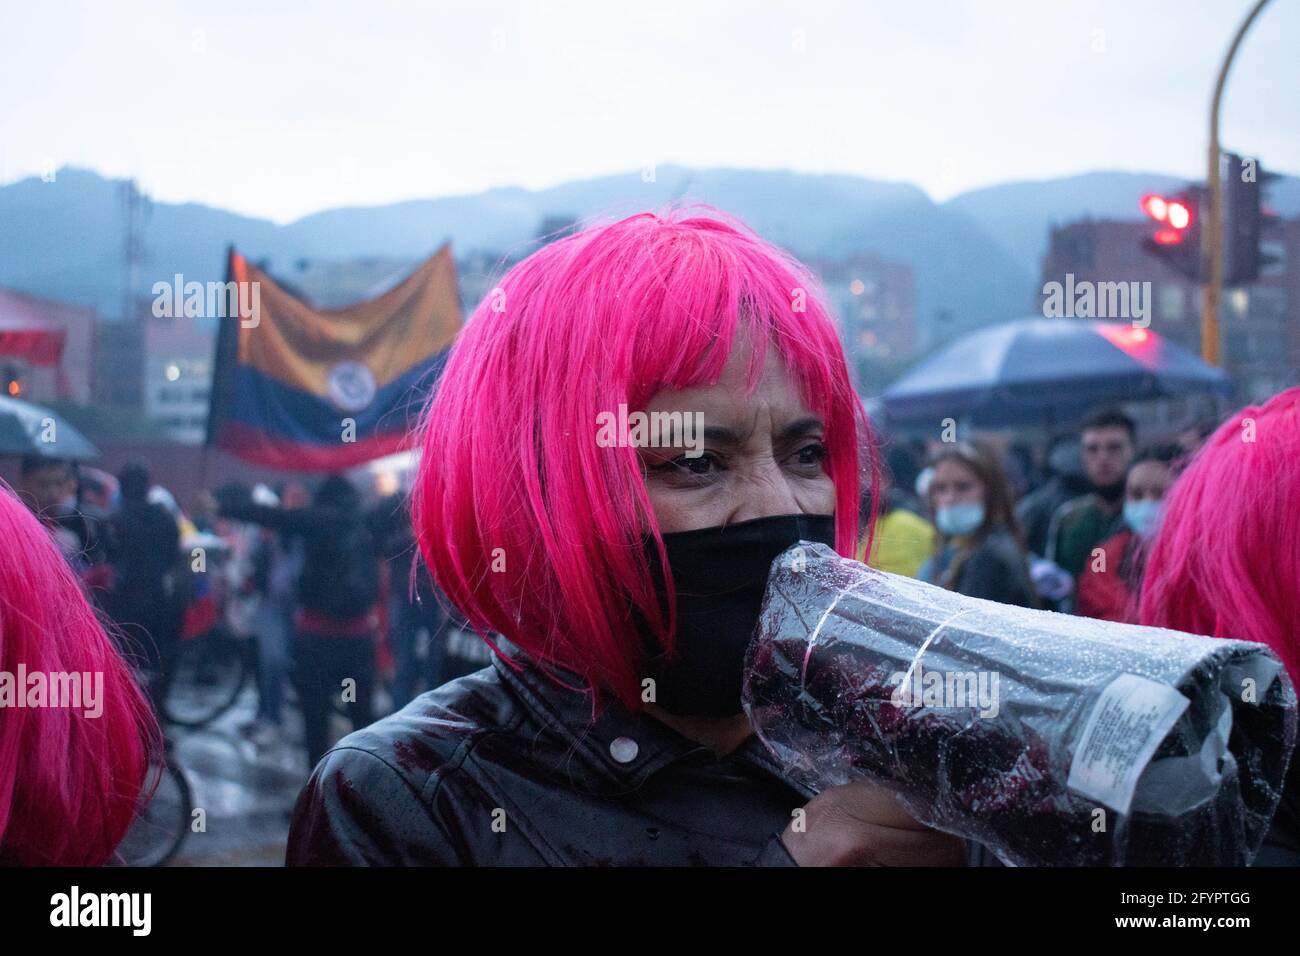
[0,865,1286,941]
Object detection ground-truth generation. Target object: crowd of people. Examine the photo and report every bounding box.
[863,407,1200,624]
[6,456,478,774]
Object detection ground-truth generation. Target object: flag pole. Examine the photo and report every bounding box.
[201,244,238,492]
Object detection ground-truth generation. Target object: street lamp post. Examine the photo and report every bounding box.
[1202,0,1273,367]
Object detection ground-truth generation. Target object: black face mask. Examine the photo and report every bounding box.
[640,514,836,717]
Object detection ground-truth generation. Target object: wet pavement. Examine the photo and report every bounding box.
[166,688,308,866]
[156,686,396,866]
[115,623,474,867]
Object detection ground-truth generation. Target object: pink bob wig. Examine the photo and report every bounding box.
[413,207,876,710]
[0,483,159,865]
[1139,387,1300,686]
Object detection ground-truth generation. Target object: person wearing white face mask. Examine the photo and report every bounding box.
[1076,447,1178,623]
[917,442,1037,608]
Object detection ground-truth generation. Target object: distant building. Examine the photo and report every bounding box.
[142,316,215,444]
[0,287,95,403]
[93,317,145,411]
[88,312,216,443]
[806,252,917,368]
[1040,217,1298,402]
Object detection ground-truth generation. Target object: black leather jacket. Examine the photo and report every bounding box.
[286,652,814,865]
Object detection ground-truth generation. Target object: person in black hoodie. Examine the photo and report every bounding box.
[369,493,455,708]
[104,463,183,710]
[217,475,381,768]
[1014,434,1090,558]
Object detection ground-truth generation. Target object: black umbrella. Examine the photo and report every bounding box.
[880,317,1231,427]
[0,394,98,460]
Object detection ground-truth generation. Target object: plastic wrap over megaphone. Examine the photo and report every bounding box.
[742,542,1297,866]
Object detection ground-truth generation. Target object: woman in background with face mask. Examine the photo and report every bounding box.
[918,442,1036,609]
[286,208,965,867]
[1075,448,1177,623]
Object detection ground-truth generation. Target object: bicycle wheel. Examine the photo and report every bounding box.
[111,756,193,867]
[163,629,250,728]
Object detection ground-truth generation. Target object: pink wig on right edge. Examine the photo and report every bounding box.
[0,484,159,865]
[1138,387,1300,685]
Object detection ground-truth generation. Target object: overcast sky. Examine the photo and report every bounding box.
[2,0,1297,223]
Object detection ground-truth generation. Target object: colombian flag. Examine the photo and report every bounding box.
[206,245,462,470]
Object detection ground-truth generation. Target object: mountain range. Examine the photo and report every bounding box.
[2,164,1297,348]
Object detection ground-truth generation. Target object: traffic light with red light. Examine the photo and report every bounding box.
[1140,186,1204,280]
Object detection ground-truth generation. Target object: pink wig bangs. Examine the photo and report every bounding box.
[1138,387,1300,685]
[0,484,160,865]
[413,207,875,709]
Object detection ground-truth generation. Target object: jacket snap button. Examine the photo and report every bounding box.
[609,736,639,763]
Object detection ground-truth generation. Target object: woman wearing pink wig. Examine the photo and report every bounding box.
[0,484,159,865]
[1138,387,1300,865]
[286,209,965,866]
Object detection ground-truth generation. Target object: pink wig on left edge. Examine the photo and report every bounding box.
[0,484,160,865]
[1138,387,1300,686]
[413,207,878,713]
